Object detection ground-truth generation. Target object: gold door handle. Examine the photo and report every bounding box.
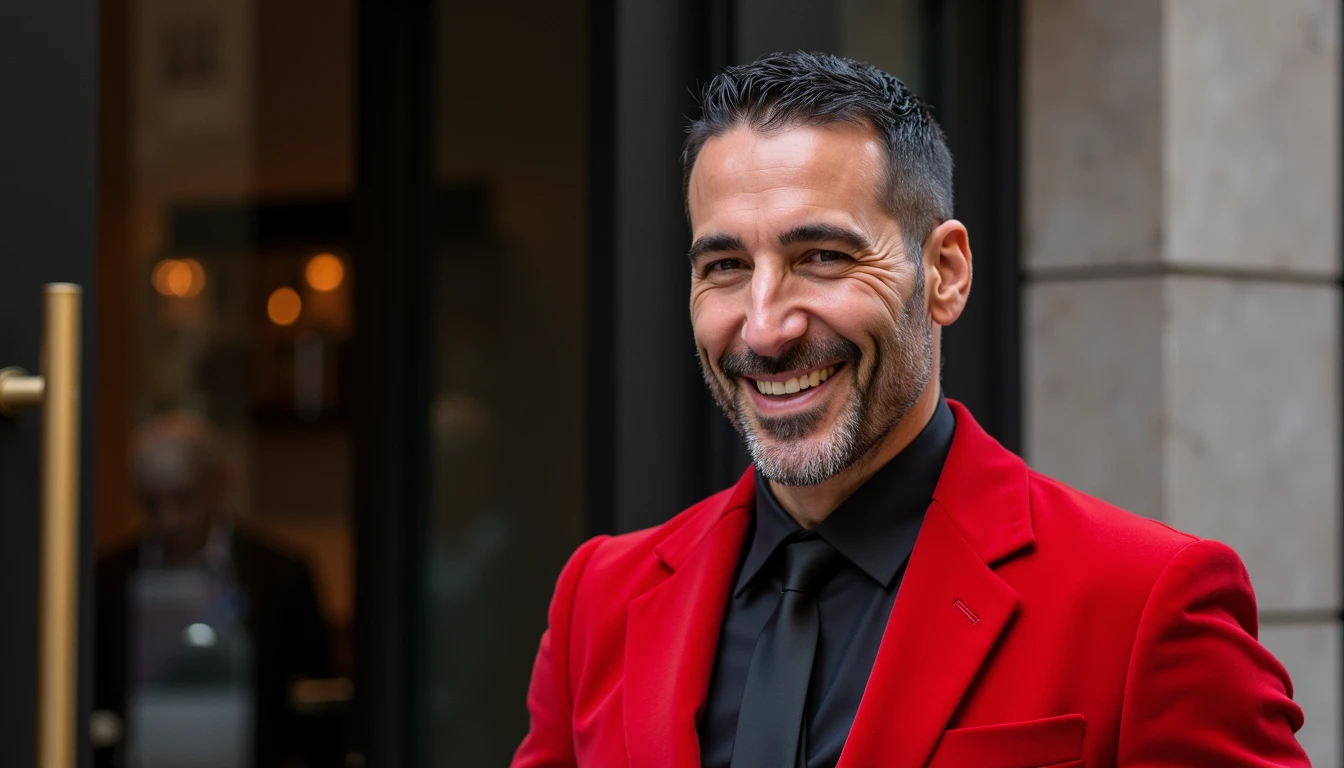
[0,283,82,768]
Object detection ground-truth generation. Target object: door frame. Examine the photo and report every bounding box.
[352,0,437,765]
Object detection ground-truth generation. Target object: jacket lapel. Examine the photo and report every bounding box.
[625,474,754,768]
[839,400,1035,768]
[837,504,1021,768]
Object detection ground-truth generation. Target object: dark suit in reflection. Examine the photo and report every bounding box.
[94,411,338,767]
[95,527,336,767]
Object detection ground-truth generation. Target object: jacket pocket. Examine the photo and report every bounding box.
[924,714,1085,768]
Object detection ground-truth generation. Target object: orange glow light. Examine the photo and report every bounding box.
[267,287,302,326]
[151,257,206,298]
[305,253,345,292]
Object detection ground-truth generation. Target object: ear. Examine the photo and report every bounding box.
[924,219,972,327]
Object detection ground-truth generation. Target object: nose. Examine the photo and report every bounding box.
[741,263,808,359]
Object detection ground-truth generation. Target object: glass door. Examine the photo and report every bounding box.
[93,1,357,765]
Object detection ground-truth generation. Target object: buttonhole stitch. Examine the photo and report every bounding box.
[953,599,979,624]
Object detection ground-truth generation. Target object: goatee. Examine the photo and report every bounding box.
[700,303,934,486]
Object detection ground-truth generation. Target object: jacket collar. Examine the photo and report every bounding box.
[652,468,756,572]
[652,398,1033,574]
[931,399,1035,565]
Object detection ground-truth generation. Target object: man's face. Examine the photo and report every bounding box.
[137,452,218,565]
[687,123,934,486]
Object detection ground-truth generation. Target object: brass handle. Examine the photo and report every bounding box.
[0,284,82,768]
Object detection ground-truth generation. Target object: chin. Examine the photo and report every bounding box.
[746,430,856,487]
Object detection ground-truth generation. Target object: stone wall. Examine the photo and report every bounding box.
[1023,1,1341,763]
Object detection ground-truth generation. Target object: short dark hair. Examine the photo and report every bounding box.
[682,51,953,253]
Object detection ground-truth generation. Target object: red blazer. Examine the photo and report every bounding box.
[513,401,1308,767]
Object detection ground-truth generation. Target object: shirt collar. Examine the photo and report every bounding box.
[736,396,956,595]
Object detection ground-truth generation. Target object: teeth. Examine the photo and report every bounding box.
[753,364,841,397]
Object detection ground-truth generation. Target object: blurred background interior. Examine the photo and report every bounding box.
[0,0,1338,766]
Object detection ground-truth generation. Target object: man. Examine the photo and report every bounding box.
[94,411,337,767]
[513,52,1309,767]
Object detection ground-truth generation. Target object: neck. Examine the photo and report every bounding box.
[768,382,942,529]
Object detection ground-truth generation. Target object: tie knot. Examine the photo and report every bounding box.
[781,536,841,595]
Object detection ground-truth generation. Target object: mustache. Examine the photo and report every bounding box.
[719,338,861,379]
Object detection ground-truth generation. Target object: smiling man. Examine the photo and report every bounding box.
[513,53,1309,768]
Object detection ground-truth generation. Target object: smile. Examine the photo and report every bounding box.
[749,364,841,396]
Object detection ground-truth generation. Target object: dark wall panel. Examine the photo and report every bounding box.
[610,0,712,532]
[735,0,838,61]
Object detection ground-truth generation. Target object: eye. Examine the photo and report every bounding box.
[707,258,743,273]
[809,250,850,264]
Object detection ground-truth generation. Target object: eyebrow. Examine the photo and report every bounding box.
[687,233,747,263]
[686,223,871,264]
[777,223,871,253]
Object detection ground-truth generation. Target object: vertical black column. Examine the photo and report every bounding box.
[353,0,435,764]
[589,0,711,534]
[927,0,1023,452]
[587,0,619,537]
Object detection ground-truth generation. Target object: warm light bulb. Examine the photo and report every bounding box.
[165,262,193,296]
[267,287,302,326]
[151,257,206,298]
[305,253,345,292]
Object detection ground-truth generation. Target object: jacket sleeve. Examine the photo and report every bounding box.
[511,535,609,768]
[1117,539,1310,766]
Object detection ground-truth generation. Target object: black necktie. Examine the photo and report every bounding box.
[730,535,842,768]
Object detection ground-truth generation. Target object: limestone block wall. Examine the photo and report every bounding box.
[1023,1,1341,763]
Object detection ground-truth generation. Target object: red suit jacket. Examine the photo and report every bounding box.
[513,401,1309,767]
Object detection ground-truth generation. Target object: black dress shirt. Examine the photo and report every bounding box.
[698,397,955,768]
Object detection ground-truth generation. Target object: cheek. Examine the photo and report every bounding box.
[690,288,744,359]
[835,273,911,324]
[808,284,898,344]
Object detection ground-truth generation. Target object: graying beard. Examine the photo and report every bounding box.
[747,392,866,485]
[714,315,932,487]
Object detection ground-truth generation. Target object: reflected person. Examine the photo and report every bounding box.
[513,53,1308,767]
[94,411,335,767]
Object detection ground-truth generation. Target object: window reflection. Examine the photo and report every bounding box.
[97,413,340,767]
[96,0,356,765]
